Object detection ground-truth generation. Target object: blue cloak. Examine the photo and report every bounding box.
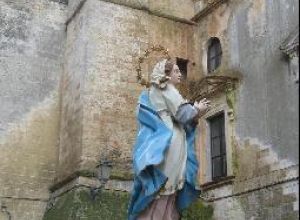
[128,91,200,220]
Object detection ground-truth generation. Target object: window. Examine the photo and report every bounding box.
[208,113,227,180]
[176,58,189,80]
[207,37,222,73]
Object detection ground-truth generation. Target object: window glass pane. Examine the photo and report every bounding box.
[212,157,222,179]
[215,55,221,69]
[220,116,225,135]
[210,120,220,138]
[215,43,221,56]
[216,42,222,56]
[207,60,211,73]
[211,137,221,157]
[208,58,215,73]
[210,44,217,58]
[207,38,222,73]
[211,57,217,72]
[223,157,227,176]
[221,135,226,154]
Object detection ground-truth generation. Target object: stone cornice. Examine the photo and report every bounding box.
[98,0,197,25]
[191,0,228,22]
[65,0,197,28]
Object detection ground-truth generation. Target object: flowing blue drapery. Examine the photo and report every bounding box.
[128,91,200,220]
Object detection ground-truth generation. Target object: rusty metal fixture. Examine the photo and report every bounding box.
[178,75,239,102]
[136,45,171,88]
[90,158,113,201]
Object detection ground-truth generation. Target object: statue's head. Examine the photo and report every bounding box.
[151,59,182,88]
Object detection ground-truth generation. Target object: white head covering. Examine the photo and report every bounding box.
[150,59,171,89]
[149,60,187,115]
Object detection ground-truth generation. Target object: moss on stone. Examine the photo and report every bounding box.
[43,188,130,220]
[231,138,239,176]
[44,187,214,220]
[77,170,96,178]
[50,170,96,192]
[109,169,134,181]
[181,200,214,220]
[225,86,236,113]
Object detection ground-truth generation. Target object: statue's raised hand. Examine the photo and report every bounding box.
[194,98,211,114]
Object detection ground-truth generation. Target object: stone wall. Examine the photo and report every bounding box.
[56,0,199,182]
[0,0,67,219]
[204,179,298,220]
[56,0,88,181]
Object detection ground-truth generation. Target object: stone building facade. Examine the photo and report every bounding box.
[0,0,298,219]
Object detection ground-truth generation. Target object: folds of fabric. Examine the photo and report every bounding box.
[128,91,200,220]
[137,194,180,220]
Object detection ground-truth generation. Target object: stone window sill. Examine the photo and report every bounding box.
[200,175,235,191]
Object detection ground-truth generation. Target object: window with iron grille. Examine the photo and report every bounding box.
[176,58,188,80]
[207,37,222,73]
[208,113,227,180]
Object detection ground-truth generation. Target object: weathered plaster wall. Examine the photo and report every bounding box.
[195,0,299,219]
[228,0,299,163]
[0,0,67,219]
[57,0,199,182]
[0,0,66,134]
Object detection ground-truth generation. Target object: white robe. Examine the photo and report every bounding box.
[149,84,197,195]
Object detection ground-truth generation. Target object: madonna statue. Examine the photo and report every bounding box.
[128,59,211,220]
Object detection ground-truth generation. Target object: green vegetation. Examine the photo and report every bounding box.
[181,200,214,220]
[44,187,214,220]
[43,188,130,220]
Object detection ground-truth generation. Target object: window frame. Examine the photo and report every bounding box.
[208,112,227,181]
[197,103,234,185]
[207,37,222,73]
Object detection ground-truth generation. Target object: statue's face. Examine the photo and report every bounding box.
[169,64,182,85]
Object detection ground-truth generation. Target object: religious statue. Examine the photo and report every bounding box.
[128,58,210,220]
